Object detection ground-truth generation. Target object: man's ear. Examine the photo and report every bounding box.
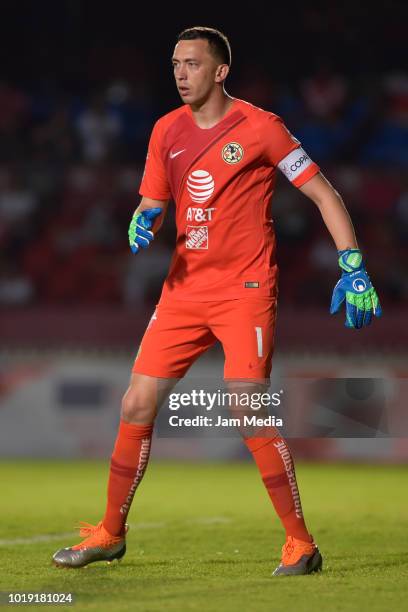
[215,64,229,83]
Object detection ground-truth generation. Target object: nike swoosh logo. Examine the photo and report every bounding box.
[169,149,186,159]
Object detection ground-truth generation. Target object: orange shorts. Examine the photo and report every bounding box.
[132,296,277,380]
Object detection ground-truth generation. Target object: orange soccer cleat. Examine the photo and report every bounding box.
[272,535,323,576]
[52,521,127,569]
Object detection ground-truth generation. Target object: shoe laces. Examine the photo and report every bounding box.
[281,535,315,565]
[282,536,295,561]
[77,521,102,538]
[71,521,125,550]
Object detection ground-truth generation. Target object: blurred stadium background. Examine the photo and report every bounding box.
[0,1,407,463]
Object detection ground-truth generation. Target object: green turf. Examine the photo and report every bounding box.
[0,460,407,611]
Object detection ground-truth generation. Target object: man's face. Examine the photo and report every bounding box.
[172,39,225,105]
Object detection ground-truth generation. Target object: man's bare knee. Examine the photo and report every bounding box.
[121,389,155,423]
[120,374,178,424]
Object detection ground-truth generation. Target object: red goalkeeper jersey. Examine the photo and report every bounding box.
[139,98,319,301]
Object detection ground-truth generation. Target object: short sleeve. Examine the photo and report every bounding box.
[263,114,320,187]
[139,119,171,200]
[263,115,301,166]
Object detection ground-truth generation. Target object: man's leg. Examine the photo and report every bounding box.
[102,374,177,537]
[226,382,311,542]
[243,418,322,575]
[53,297,216,568]
[52,374,176,568]
[211,297,322,575]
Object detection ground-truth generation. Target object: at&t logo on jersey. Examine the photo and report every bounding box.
[222,142,244,164]
[187,170,215,203]
[186,207,216,222]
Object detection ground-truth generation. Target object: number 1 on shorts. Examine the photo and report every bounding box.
[255,326,263,357]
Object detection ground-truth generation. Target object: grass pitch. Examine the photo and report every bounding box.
[0,460,407,611]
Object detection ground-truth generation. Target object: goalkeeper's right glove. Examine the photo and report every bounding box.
[128,207,162,254]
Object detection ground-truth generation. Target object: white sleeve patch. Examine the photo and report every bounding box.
[277,147,313,182]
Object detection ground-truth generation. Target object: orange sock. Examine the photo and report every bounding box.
[244,432,311,542]
[102,420,153,536]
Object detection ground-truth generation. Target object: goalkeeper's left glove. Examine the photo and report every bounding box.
[330,249,382,329]
[128,207,162,254]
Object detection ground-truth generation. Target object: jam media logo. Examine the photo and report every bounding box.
[187,170,215,203]
[222,142,244,164]
[186,225,209,249]
[352,277,367,292]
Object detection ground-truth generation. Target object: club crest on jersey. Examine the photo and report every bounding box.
[187,170,215,203]
[222,142,244,164]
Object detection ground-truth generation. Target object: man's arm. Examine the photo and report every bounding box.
[299,172,357,250]
[128,197,169,253]
[298,171,382,328]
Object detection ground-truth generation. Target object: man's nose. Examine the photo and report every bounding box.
[175,66,187,80]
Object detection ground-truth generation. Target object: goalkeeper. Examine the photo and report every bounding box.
[53,26,381,576]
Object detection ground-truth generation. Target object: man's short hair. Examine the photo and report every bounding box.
[177,27,231,66]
